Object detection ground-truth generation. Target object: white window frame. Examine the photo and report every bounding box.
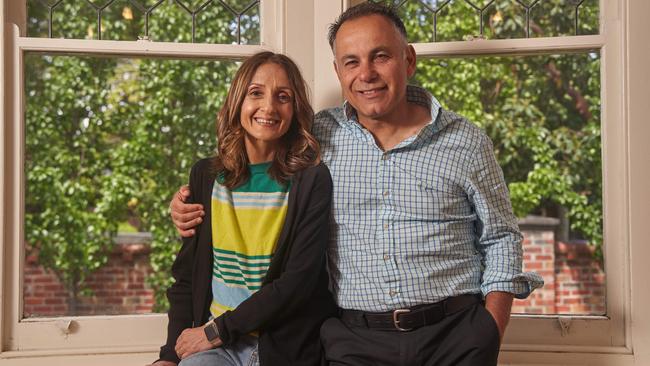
[392,0,630,353]
[3,0,650,364]
[402,0,632,356]
[0,0,304,362]
[313,0,640,364]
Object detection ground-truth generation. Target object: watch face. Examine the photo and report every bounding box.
[204,322,219,341]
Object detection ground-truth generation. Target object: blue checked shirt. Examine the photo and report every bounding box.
[313,85,543,312]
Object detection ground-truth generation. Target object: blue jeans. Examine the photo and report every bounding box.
[178,335,259,366]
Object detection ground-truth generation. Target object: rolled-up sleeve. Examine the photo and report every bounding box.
[468,134,544,299]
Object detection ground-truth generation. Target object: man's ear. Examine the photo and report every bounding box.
[406,44,417,78]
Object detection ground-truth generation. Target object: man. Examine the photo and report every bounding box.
[170,3,542,365]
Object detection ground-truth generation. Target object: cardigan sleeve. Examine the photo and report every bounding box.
[157,159,209,364]
[214,163,333,345]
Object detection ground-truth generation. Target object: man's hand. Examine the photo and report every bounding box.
[170,185,204,237]
[484,291,514,341]
[146,361,177,366]
[174,324,223,360]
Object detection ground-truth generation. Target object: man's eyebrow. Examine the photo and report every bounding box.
[339,54,358,62]
[339,47,392,61]
[369,46,391,55]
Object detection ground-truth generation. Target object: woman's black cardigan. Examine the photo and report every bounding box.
[158,158,337,365]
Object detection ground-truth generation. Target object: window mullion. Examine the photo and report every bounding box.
[16,37,269,59]
[414,34,604,58]
[260,0,286,53]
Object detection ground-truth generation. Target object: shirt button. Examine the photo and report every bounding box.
[382,153,389,160]
[383,223,389,229]
[383,190,389,197]
[389,290,397,297]
[383,254,390,261]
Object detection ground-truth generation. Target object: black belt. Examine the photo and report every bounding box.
[339,294,481,331]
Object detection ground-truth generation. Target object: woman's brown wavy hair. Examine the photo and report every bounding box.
[213,51,320,189]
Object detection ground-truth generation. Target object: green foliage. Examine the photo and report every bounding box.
[106,57,236,310]
[376,0,598,42]
[406,0,603,250]
[25,0,254,313]
[25,0,602,315]
[25,54,122,307]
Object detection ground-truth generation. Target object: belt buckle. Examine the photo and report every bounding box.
[392,309,412,331]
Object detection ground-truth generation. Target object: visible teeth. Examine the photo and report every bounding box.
[255,118,277,125]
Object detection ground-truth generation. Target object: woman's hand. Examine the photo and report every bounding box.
[174,324,223,359]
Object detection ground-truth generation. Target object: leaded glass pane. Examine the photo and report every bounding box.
[371,0,599,42]
[26,0,260,44]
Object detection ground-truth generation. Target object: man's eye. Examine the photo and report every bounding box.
[376,54,389,61]
[344,60,358,67]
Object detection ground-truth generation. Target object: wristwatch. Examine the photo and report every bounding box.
[204,320,220,342]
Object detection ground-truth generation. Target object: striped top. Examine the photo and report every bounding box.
[209,162,290,320]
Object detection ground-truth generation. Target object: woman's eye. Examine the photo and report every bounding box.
[249,90,263,97]
[278,94,292,103]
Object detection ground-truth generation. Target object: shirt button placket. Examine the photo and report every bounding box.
[380,151,400,307]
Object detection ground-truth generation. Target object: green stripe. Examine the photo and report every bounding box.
[215,262,269,275]
[214,268,266,281]
[213,247,273,261]
[214,255,271,268]
[213,271,262,290]
[215,267,266,279]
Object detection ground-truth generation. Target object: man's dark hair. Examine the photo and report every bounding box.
[327,2,408,50]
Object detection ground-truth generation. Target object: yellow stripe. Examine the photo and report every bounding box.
[212,202,287,256]
[210,301,233,318]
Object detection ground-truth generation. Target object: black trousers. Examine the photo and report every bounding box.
[320,303,501,366]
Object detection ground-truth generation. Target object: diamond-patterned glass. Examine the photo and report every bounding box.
[370,0,599,42]
[27,0,260,44]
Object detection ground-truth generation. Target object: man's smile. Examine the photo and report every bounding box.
[356,86,388,97]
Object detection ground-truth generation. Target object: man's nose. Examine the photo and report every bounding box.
[358,61,378,82]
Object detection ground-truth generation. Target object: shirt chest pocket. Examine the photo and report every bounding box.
[393,174,473,221]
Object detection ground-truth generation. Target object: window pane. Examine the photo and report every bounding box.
[414,53,603,315]
[26,0,260,44]
[371,0,599,42]
[24,54,238,317]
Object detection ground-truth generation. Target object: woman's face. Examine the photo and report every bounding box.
[240,62,294,160]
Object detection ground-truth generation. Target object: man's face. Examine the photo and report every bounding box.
[333,14,416,124]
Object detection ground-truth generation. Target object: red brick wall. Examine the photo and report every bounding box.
[24,237,155,317]
[553,242,605,314]
[513,228,557,314]
[24,221,605,317]
[511,216,606,315]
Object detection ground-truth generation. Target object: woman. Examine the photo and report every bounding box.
[151,52,336,366]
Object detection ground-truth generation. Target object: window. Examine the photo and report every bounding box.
[23,54,241,318]
[366,2,607,318]
[3,0,649,364]
[321,0,629,358]
[2,0,290,357]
